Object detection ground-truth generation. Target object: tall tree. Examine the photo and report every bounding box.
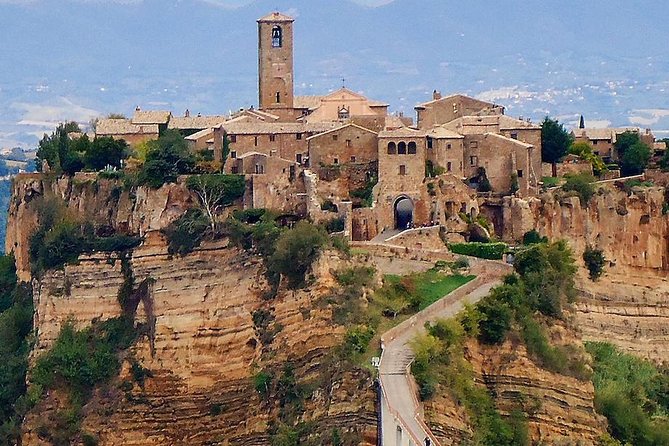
[621,142,651,176]
[541,117,573,177]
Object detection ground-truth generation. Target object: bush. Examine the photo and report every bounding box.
[562,173,596,206]
[253,370,272,396]
[161,209,210,256]
[448,242,508,260]
[583,245,605,281]
[324,217,345,234]
[343,326,375,355]
[137,130,195,188]
[267,221,327,289]
[350,174,378,208]
[476,295,513,344]
[522,230,547,245]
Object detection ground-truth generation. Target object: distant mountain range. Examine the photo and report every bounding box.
[1,0,668,150]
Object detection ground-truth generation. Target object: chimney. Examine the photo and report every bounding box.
[433,90,442,100]
[646,128,651,135]
[135,105,141,112]
[185,109,190,117]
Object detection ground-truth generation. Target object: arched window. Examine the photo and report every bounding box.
[272,26,282,48]
[387,142,396,154]
[398,142,407,154]
[276,91,281,103]
[338,106,350,120]
[408,141,417,154]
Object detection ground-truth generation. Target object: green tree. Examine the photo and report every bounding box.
[621,142,651,176]
[613,131,640,160]
[583,245,606,281]
[541,117,574,176]
[36,122,85,174]
[84,137,128,171]
[267,221,327,288]
[186,174,245,231]
[137,130,195,188]
[569,142,607,176]
[562,173,596,206]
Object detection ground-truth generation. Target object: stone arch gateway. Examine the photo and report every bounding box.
[394,196,414,230]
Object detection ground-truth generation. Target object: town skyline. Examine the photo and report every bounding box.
[1,0,669,150]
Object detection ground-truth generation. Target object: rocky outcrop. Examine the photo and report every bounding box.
[501,185,668,276]
[23,241,378,445]
[5,173,196,282]
[426,333,607,445]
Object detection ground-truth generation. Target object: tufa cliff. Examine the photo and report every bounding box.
[7,174,377,445]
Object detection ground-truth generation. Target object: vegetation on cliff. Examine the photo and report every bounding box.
[0,254,34,444]
[411,241,589,444]
[28,196,141,274]
[587,342,669,445]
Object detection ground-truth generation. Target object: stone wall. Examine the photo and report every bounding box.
[308,124,378,168]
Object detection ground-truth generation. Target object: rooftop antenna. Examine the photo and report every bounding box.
[342,78,346,89]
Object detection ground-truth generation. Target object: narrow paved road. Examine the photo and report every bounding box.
[378,263,507,446]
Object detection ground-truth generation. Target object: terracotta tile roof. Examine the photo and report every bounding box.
[427,127,464,139]
[132,110,171,125]
[384,115,408,130]
[415,93,497,109]
[378,127,426,138]
[572,127,639,141]
[185,128,215,141]
[223,121,338,135]
[484,132,533,148]
[306,123,378,141]
[168,116,227,130]
[294,96,323,110]
[96,119,159,136]
[257,12,294,22]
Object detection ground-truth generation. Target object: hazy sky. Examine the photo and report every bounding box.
[1,0,668,149]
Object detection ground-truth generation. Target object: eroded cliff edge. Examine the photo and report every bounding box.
[7,174,377,445]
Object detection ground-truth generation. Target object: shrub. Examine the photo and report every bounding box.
[562,173,596,206]
[253,370,272,396]
[448,242,508,260]
[583,245,605,281]
[161,209,210,256]
[320,199,337,212]
[522,230,547,245]
[324,217,345,234]
[350,174,378,208]
[343,326,375,355]
[476,295,513,344]
[267,221,327,289]
[232,208,267,224]
[137,130,195,188]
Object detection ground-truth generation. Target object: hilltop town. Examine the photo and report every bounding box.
[1,10,669,446]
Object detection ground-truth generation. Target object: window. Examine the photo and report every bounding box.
[231,151,237,159]
[399,165,406,175]
[593,140,598,145]
[447,143,452,149]
[270,150,277,156]
[517,169,523,178]
[387,142,396,154]
[231,166,239,174]
[447,162,452,172]
[275,92,281,103]
[271,26,282,47]
[270,134,276,142]
[296,153,302,164]
[351,156,356,162]
[229,134,237,143]
[427,137,433,149]
[296,133,302,140]
[470,156,478,166]
[398,142,407,154]
[510,132,518,140]
[255,164,264,174]
[408,142,417,154]
[346,139,352,148]
[470,141,478,149]
[254,136,258,147]
[338,106,350,120]
[333,134,338,141]
[334,158,339,165]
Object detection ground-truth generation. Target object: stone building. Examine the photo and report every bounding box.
[571,127,655,161]
[415,92,504,130]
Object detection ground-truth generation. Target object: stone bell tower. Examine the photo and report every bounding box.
[258,12,295,114]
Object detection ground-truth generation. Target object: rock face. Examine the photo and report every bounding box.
[23,241,378,445]
[501,185,669,361]
[501,185,668,276]
[426,334,607,445]
[8,173,377,445]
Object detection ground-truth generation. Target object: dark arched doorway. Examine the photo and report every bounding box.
[394,197,413,230]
